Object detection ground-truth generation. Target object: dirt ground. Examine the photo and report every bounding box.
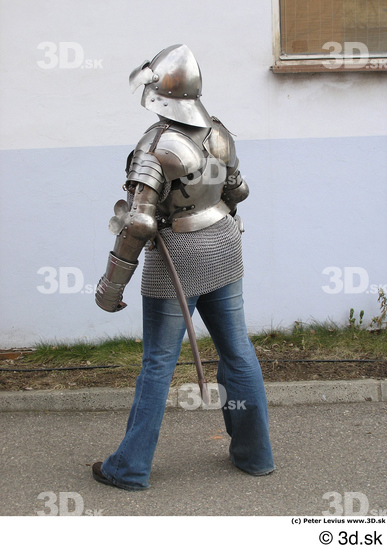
[0,347,386,392]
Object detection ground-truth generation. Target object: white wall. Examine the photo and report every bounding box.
[1,0,386,347]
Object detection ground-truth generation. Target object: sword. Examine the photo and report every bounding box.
[154,232,209,405]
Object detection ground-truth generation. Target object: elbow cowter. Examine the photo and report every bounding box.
[118,207,158,243]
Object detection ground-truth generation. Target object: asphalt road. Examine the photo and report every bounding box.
[0,402,386,516]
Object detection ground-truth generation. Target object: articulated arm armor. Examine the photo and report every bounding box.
[95,183,161,312]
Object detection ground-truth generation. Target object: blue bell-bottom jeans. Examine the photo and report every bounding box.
[101,278,274,489]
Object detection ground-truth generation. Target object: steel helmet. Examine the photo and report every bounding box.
[129,44,212,128]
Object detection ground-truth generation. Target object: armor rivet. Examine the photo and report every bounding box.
[191,205,195,209]
[165,151,169,154]
[168,91,172,95]
[163,102,168,106]
[183,207,186,211]
[151,98,155,102]
[153,74,159,82]
[183,93,188,97]
[124,226,128,230]
[155,86,159,90]
[123,235,127,239]
[130,221,134,225]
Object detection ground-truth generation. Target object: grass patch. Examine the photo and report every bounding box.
[31,336,144,366]
[1,323,386,391]
[250,320,387,359]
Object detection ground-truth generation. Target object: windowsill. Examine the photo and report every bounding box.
[271,60,387,73]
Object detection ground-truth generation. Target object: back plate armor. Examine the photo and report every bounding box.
[127,117,238,232]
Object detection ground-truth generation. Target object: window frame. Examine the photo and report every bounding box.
[271,0,387,73]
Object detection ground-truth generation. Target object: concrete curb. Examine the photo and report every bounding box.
[0,379,385,412]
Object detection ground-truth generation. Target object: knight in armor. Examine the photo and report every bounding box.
[92,45,274,490]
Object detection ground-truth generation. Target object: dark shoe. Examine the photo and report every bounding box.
[248,466,276,476]
[230,456,276,476]
[92,462,150,491]
[92,462,116,488]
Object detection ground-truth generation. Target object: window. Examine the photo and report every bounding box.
[272,0,387,72]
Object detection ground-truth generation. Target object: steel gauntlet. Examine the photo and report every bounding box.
[95,254,138,312]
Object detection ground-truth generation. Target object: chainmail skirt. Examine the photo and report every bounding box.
[141,215,244,299]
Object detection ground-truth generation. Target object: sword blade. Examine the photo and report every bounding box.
[154,232,209,405]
